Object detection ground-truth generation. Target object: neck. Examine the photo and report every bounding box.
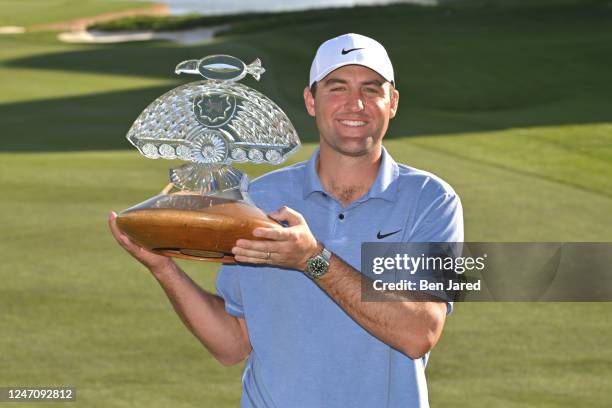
[317,146,382,207]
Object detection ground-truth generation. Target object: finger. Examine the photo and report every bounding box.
[268,206,299,223]
[253,227,290,241]
[108,211,139,250]
[234,255,267,265]
[233,249,278,265]
[108,212,129,244]
[232,246,270,259]
[269,206,304,226]
[234,239,280,252]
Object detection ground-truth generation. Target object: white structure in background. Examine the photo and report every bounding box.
[0,26,25,34]
[59,25,229,44]
[161,0,438,15]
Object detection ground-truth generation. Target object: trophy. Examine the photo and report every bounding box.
[116,55,301,263]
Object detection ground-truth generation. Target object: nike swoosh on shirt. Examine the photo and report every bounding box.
[341,47,364,55]
[376,229,402,239]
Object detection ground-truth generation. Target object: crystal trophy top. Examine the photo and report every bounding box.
[126,54,301,196]
[116,55,300,262]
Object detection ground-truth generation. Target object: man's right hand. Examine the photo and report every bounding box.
[107,211,251,365]
[108,211,175,274]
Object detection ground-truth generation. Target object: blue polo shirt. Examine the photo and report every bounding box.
[216,147,463,408]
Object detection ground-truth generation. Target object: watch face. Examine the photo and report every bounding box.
[308,257,328,278]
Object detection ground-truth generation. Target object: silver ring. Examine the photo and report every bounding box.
[265,252,271,260]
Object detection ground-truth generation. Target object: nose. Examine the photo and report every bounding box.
[345,90,365,112]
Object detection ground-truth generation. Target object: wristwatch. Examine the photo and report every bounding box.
[304,246,332,279]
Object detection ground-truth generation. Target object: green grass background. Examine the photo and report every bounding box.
[0,0,611,407]
[0,0,147,27]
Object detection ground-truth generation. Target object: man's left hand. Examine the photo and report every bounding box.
[232,206,320,271]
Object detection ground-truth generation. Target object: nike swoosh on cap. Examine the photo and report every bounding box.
[341,47,364,55]
[376,229,402,239]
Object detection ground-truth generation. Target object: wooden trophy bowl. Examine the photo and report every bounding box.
[116,195,278,263]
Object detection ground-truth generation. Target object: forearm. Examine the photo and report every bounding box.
[231,210,447,358]
[315,255,447,359]
[151,262,251,366]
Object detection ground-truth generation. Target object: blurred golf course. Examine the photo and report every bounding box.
[1,0,611,406]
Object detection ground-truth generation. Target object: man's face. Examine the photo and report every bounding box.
[304,65,399,157]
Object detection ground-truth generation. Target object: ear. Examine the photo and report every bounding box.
[389,88,399,119]
[303,86,316,117]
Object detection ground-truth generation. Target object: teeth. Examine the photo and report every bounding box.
[340,120,366,127]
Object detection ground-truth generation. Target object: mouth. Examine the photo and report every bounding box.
[338,119,367,127]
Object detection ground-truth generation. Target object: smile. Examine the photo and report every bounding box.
[339,120,367,127]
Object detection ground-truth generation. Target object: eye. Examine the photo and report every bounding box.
[330,86,346,92]
[363,87,382,95]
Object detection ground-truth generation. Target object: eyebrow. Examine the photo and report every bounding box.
[362,80,384,87]
[322,78,348,87]
[322,78,385,87]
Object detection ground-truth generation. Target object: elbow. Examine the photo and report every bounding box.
[217,356,244,367]
[215,348,251,367]
[199,338,250,366]
[399,308,446,360]
[212,337,252,366]
[401,335,436,360]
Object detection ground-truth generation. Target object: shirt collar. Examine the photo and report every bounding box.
[302,146,400,203]
[303,147,326,198]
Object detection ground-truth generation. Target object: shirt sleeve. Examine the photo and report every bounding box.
[409,180,464,315]
[215,264,244,318]
[410,190,464,243]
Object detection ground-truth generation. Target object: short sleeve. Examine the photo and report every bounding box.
[446,302,454,315]
[215,264,244,318]
[408,180,464,315]
[410,187,464,243]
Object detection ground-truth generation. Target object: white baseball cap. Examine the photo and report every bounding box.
[309,33,395,87]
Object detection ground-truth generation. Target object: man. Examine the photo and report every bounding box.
[109,33,463,407]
